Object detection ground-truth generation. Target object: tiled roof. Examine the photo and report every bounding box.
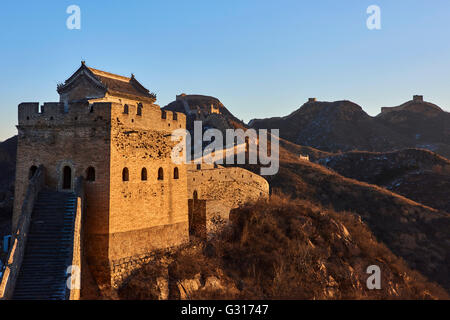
[58,62,156,102]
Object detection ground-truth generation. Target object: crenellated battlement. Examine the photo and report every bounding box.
[111,102,186,132]
[18,101,112,127]
[18,100,186,132]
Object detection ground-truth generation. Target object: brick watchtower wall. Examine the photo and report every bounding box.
[14,99,189,288]
[106,103,189,286]
[14,101,112,231]
[14,101,113,287]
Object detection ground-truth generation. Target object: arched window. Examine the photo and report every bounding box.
[161,110,167,119]
[122,167,129,181]
[173,112,177,120]
[141,168,147,181]
[86,167,96,182]
[173,167,179,179]
[137,103,143,116]
[158,167,164,180]
[123,104,129,114]
[29,165,38,180]
[193,190,198,200]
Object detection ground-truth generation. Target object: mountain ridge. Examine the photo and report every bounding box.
[249,96,450,159]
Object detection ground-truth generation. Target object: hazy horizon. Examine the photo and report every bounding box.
[1,0,450,141]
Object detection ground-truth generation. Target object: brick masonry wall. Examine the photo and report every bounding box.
[13,102,112,231]
[108,222,187,288]
[187,163,269,235]
[107,102,189,263]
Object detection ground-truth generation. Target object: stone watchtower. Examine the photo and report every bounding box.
[13,62,189,286]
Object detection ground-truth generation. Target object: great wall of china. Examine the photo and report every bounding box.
[0,63,269,299]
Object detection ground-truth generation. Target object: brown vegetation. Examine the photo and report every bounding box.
[119,195,448,300]
[317,148,450,213]
[239,140,450,293]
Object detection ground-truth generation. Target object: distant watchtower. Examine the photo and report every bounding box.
[14,62,189,286]
[413,95,424,102]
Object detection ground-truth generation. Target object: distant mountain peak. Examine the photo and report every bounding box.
[249,96,450,157]
[379,95,443,117]
[163,93,246,131]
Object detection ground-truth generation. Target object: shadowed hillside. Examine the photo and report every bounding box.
[249,97,450,159]
[239,139,450,292]
[376,98,450,158]
[0,136,17,244]
[317,149,450,213]
[249,100,408,153]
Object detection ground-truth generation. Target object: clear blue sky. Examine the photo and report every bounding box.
[0,0,449,141]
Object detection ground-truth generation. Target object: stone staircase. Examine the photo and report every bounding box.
[12,191,77,300]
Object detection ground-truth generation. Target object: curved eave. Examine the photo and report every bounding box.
[106,90,156,103]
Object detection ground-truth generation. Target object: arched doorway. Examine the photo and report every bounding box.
[63,166,72,189]
[28,165,38,180]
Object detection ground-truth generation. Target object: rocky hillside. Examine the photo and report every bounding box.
[0,136,16,241]
[380,96,444,115]
[249,97,450,159]
[317,149,450,213]
[376,99,450,158]
[117,195,448,300]
[250,100,406,152]
[239,140,450,293]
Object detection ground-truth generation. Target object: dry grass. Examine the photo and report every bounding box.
[119,194,449,300]
[239,141,450,292]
